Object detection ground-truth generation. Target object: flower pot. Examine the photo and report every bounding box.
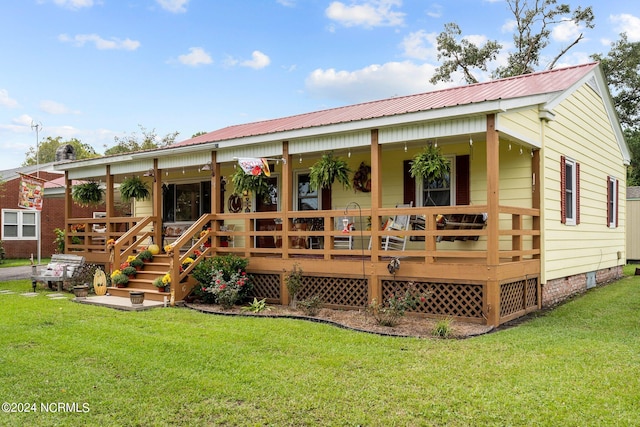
[116,284,127,288]
[73,284,89,299]
[156,286,166,292]
[129,291,145,306]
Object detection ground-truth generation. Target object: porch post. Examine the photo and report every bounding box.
[486,113,501,326]
[369,129,381,303]
[211,151,221,214]
[152,159,163,245]
[64,171,72,254]
[280,141,292,304]
[105,165,115,218]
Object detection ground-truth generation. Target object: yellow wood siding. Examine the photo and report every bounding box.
[541,84,626,281]
[497,108,541,147]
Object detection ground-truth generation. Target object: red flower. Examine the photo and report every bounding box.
[251,165,262,175]
[220,284,226,290]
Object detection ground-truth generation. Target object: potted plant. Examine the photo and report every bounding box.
[111,273,129,288]
[119,176,150,202]
[72,181,104,207]
[409,145,451,206]
[122,266,137,278]
[309,152,352,191]
[138,249,153,262]
[153,277,166,292]
[230,166,272,203]
[129,257,144,270]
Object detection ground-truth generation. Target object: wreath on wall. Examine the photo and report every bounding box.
[353,162,371,193]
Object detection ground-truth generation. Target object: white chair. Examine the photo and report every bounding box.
[369,202,413,251]
[333,216,354,250]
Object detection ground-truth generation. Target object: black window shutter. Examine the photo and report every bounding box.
[456,155,470,205]
[403,160,415,206]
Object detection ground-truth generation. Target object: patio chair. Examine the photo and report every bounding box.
[369,202,413,251]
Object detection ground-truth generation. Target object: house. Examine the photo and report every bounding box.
[0,163,106,260]
[52,62,628,326]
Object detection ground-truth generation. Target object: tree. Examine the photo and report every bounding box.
[22,136,99,166]
[192,131,207,138]
[431,0,594,84]
[592,34,640,185]
[104,125,179,156]
[430,23,502,84]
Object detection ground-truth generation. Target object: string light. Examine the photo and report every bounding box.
[299,155,303,164]
[434,139,438,148]
[508,143,512,151]
[404,142,407,152]
[519,146,523,155]
[348,149,351,158]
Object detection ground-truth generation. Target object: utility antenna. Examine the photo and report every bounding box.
[31,120,43,178]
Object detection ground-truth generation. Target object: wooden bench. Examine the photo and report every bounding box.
[31,254,85,292]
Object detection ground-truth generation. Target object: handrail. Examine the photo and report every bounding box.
[112,216,156,271]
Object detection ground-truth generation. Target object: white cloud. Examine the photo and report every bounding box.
[178,47,213,66]
[52,0,94,10]
[13,114,34,126]
[551,19,581,43]
[240,51,271,69]
[325,0,405,28]
[156,0,189,13]
[58,33,140,50]
[400,30,438,61]
[501,19,516,34]
[425,4,442,18]
[610,13,640,42]
[277,0,296,6]
[39,100,79,115]
[305,61,454,103]
[0,89,19,108]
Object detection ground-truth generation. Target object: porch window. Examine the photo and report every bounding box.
[295,172,320,211]
[607,176,618,228]
[403,155,470,206]
[561,156,580,225]
[162,182,211,222]
[1,209,38,240]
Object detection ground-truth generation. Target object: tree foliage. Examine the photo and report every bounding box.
[593,34,640,185]
[431,0,594,84]
[22,136,99,166]
[104,125,179,156]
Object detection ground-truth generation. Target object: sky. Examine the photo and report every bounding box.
[1,0,639,171]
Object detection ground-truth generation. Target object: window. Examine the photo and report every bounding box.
[560,156,580,225]
[162,182,211,222]
[403,155,470,206]
[295,172,320,211]
[607,176,618,228]
[2,209,38,240]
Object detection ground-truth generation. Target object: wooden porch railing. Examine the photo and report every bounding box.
[110,216,156,271]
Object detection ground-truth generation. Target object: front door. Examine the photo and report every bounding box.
[255,176,279,248]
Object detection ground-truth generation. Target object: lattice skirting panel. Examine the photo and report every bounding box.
[500,276,539,318]
[298,276,369,308]
[381,280,484,319]
[250,273,281,301]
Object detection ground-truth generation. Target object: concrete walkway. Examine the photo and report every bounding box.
[0,265,33,282]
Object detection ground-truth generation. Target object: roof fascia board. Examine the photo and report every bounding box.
[54,154,134,171]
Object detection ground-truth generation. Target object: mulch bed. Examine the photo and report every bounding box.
[185,302,494,339]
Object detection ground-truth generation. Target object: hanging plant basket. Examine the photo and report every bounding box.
[231,167,272,203]
[309,152,352,191]
[119,176,151,202]
[409,145,450,182]
[72,181,104,207]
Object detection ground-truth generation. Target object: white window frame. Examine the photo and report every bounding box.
[608,176,617,228]
[2,209,39,240]
[416,155,456,207]
[564,157,577,226]
[294,170,321,211]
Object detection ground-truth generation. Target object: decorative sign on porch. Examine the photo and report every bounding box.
[237,157,271,176]
[18,173,46,211]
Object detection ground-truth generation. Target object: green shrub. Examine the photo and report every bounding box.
[298,295,323,316]
[285,263,303,308]
[192,254,251,305]
[53,229,65,254]
[432,316,454,338]
[242,298,271,313]
[0,240,5,263]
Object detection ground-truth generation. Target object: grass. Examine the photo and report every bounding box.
[0,258,51,268]
[0,272,639,426]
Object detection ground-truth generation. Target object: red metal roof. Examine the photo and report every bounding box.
[175,63,598,147]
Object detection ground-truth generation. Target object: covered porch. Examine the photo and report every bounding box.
[57,114,541,327]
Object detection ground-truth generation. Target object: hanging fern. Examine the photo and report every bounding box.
[409,145,450,182]
[309,152,352,191]
[72,181,104,207]
[119,176,150,202]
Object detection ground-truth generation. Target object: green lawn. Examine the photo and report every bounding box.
[0,258,51,268]
[0,272,639,426]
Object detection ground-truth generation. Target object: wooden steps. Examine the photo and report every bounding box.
[110,255,173,302]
